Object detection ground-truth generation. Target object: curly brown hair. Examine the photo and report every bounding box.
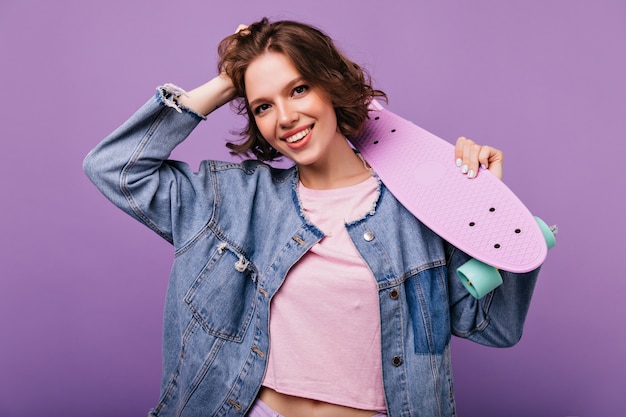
[218,18,387,161]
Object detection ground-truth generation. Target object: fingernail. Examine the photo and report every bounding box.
[461,164,469,174]
[468,169,476,179]
[480,164,487,170]
[456,158,463,167]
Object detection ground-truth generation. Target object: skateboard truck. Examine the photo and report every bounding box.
[457,216,557,299]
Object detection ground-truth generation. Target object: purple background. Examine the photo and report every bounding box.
[1,1,624,416]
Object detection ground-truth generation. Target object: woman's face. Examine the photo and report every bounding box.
[244,51,345,168]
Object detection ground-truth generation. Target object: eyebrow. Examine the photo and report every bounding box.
[248,77,307,109]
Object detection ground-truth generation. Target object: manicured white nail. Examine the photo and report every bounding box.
[456,158,463,167]
[461,164,469,174]
[468,169,476,179]
[480,164,487,170]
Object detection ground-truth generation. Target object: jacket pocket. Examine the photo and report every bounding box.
[184,244,256,342]
[404,266,451,354]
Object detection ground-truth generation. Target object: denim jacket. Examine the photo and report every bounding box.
[83,87,539,417]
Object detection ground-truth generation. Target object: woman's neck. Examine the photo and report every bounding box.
[298,148,372,190]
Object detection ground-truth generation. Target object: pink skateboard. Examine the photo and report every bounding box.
[350,100,555,298]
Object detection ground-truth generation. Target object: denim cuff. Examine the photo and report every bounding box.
[156,83,206,120]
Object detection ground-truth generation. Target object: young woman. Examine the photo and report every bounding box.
[84,18,538,417]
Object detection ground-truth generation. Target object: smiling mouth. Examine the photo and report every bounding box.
[284,126,313,143]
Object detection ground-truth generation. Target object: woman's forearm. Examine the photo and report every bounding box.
[178,74,237,116]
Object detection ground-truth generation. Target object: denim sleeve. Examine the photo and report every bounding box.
[446,243,540,347]
[83,86,211,247]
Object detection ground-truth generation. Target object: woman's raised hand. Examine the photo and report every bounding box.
[454,136,504,180]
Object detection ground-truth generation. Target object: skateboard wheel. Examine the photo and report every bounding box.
[535,216,556,249]
[457,259,503,299]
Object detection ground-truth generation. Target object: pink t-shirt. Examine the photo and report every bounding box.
[262,176,386,412]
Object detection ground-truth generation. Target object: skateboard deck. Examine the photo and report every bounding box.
[350,100,547,273]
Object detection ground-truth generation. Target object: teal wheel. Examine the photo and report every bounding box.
[457,258,503,299]
[535,216,557,249]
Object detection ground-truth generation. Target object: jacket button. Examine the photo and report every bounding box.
[389,288,399,299]
[228,399,242,411]
[392,356,403,366]
[252,346,265,359]
[363,231,375,241]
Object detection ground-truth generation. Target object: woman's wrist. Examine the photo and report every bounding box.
[178,74,237,116]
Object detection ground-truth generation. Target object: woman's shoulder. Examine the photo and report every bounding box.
[205,158,296,182]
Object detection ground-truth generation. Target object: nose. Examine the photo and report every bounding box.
[276,101,298,128]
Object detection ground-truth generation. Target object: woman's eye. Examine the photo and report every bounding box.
[254,104,270,115]
[293,85,309,96]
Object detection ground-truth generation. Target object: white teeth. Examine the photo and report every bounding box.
[285,127,311,143]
